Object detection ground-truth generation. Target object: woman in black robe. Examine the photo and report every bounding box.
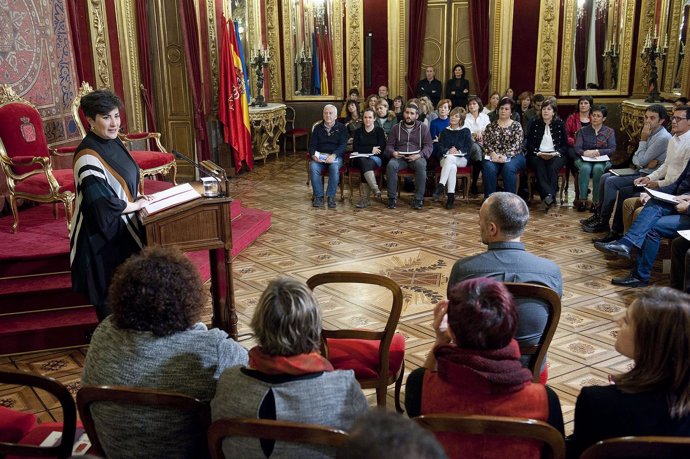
[69,90,152,320]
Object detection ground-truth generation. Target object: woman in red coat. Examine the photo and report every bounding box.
[405,278,564,459]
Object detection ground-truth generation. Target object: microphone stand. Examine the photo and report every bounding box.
[172,150,227,197]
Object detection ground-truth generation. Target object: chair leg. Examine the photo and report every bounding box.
[394,361,406,413]
[9,195,19,233]
[376,385,387,408]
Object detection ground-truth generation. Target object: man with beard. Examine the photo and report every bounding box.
[385,103,433,209]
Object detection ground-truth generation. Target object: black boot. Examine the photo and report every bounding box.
[445,193,455,209]
[470,160,482,194]
[433,183,445,201]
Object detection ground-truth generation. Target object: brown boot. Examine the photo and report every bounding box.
[355,182,371,208]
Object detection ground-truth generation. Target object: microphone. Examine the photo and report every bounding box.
[172,149,225,197]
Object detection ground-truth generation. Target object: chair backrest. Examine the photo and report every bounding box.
[503,282,561,382]
[70,81,95,138]
[580,436,690,459]
[208,418,349,459]
[414,414,565,459]
[285,105,296,128]
[311,120,321,132]
[77,385,211,457]
[0,369,77,459]
[306,271,403,379]
[0,85,49,164]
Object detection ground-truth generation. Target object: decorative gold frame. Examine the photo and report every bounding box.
[631,0,657,97]
[345,0,364,92]
[490,0,514,95]
[533,0,560,95]
[388,0,407,98]
[114,0,144,132]
[559,0,634,96]
[660,0,688,96]
[87,0,114,90]
[281,0,344,101]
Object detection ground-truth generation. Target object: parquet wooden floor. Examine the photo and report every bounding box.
[0,153,671,435]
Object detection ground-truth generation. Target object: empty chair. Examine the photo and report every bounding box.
[579,436,690,459]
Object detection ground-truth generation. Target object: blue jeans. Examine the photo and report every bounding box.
[598,173,638,221]
[482,154,526,197]
[310,157,343,198]
[622,201,690,281]
[575,159,611,202]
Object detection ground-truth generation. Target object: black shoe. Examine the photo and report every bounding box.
[433,184,445,201]
[327,197,336,208]
[580,214,598,225]
[594,241,633,259]
[582,220,610,233]
[544,194,554,207]
[576,201,587,212]
[592,232,622,243]
[445,194,455,209]
[388,198,397,209]
[313,196,324,207]
[612,274,648,287]
[470,184,479,195]
[412,199,424,210]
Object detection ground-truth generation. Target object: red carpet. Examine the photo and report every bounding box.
[0,188,271,355]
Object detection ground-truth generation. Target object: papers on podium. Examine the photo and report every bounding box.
[139,183,201,218]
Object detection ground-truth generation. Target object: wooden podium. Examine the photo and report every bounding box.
[141,195,237,339]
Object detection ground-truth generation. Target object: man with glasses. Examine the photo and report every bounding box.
[595,105,690,287]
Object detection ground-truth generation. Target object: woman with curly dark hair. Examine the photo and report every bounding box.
[82,246,248,459]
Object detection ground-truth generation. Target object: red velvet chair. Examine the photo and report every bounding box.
[434,165,472,202]
[71,81,177,188]
[283,105,309,155]
[306,271,405,412]
[0,369,77,459]
[0,85,75,233]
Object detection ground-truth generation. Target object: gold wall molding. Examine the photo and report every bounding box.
[560,0,634,96]
[661,0,684,95]
[450,2,473,95]
[206,0,220,113]
[682,30,690,97]
[421,1,448,83]
[345,0,364,91]
[533,0,559,95]
[265,0,283,102]
[490,0,514,94]
[87,0,113,89]
[388,0,407,98]
[114,0,143,132]
[632,0,657,97]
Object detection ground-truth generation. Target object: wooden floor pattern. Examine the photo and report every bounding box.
[0,153,671,435]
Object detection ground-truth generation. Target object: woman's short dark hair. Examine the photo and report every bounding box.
[446,278,518,350]
[109,246,206,337]
[349,88,360,97]
[540,99,558,119]
[577,95,594,113]
[251,277,322,356]
[467,96,484,112]
[80,89,123,119]
[498,97,515,112]
[592,104,608,118]
[346,100,360,112]
[452,64,465,78]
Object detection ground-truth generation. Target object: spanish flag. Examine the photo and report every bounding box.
[219,15,253,172]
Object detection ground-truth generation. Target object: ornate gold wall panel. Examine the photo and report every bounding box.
[114,0,144,132]
[87,0,114,89]
[421,2,448,84]
[265,0,283,102]
[450,2,473,95]
[345,0,364,92]
[149,0,195,177]
[632,0,657,97]
[388,0,407,98]
[490,0,514,94]
[533,0,559,95]
[205,0,220,113]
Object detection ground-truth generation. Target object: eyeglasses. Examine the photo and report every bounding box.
[672,116,688,122]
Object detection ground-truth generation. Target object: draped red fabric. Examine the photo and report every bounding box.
[406,0,428,98]
[594,6,608,88]
[135,0,157,132]
[65,0,95,87]
[468,0,490,102]
[574,0,592,90]
[177,0,211,161]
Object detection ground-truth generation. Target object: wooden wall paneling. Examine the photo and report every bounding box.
[450,2,474,98]
[490,0,515,95]
[346,0,364,93]
[533,0,560,95]
[149,0,195,180]
[421,1,448,86]
[388,0,407,99]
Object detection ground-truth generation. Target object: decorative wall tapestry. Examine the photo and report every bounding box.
[0,0,80,145]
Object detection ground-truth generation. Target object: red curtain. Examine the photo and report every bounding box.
[135,0,157,132]
[406,0,428,98]
[469,0,490,102]
[65,0,95,87]
[594,4,608,88]
[177,0,210,161]
[574,0,592,90]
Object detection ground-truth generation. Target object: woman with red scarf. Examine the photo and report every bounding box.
[405,278,564,459]
[211,277,369,458]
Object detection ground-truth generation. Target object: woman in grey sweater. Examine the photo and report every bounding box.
[212,277,369,459]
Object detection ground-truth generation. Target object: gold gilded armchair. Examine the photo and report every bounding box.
[71,82,177,187]
[0,85,75,233]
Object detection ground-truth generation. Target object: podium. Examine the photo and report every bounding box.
[141,196,237,339]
